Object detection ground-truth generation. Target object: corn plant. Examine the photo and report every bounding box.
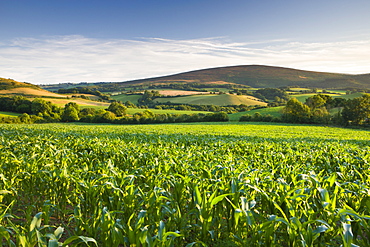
[0,123,369,246]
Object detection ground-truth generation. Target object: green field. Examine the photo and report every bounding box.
[229,106,284,121]
[155,93,267,106]
[335,92,364,99]
[0,111,21,117]
[290,92,363,102]
[0,123,369,246]
[111,94,142,104]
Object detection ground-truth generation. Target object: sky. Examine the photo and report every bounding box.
[1,0,370,84]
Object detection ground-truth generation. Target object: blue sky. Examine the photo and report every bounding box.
[1,0,370,84]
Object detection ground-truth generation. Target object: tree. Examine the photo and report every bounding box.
[79,107,96,117]
[31,98,53,116]
[341,94,370,125]
[61,102,80,122]
[305,95,326,110]
[19,113,31,123]
[254,88,290,101]
[282,98,311,123]
[124,101,136,108]
[107,102,127,117]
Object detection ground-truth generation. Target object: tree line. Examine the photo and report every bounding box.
[240,94,370,126]
[0,96,229,124]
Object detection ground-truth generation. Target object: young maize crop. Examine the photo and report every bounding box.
[0,122,369,246]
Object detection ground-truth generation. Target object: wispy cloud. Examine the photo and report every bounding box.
[1,35,370,84]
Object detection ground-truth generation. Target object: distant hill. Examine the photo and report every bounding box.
[0,77,68,98]
[42,65,370,91]
[126,65,370,88]
[0,78,41,90]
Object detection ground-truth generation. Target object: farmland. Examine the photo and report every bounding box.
[0,122,369,246]
[155,94,266,106]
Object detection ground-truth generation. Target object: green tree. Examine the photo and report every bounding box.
[19,113,32,123]
[305,95,326,110]
[107,102,127,117]
[124,101,136,108]
[31,98,54,116]
[61,102,80,122]
[341,94,370,125]
[79,107,96,117]
[282,98,311,123]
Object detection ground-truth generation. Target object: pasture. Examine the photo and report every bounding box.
[155,93,267,106]
[0,111,21,118]
[229,106,284,121]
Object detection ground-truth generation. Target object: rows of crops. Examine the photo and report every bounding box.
[0,123,369,246]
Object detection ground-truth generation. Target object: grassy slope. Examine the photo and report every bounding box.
[0,111,21,118]
[334,92,364,99]
[0,88,69,98]
[40,97,110,107]
[0,78,40,90]
[155,94,267,106]
[111,94,142,104]
[291,92,364,102]
[229,106,284,121]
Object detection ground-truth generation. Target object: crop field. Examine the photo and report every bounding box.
[40,98,110,108]
[0,88,67,98]
[0,123,369,246]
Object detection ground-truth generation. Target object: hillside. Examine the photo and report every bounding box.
[127,65,350,88]
[0,77,41,90]
[43,65,370,92]
[155,93,267,106]
[0,77,71,98]
[0,87,69,98]
[129,65,370,88]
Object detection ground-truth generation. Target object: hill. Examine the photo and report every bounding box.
[155,93,267,106]
[0,77,69,98]
[0,77,41,90]
[43,65,370,92]
[131,65,370,88]
[126,65,350,88]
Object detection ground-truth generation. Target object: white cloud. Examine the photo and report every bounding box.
[1,35,370,84]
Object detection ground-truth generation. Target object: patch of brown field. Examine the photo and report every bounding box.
[159,90,210,96]
[34,98,110,107]
[66,93,101,100]
[0,87,67,98]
